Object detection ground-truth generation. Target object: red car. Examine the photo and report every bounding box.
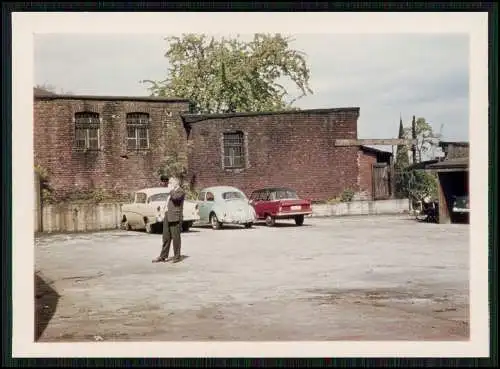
[249,187,313,226]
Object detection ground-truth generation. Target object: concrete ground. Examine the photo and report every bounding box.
[35,215,469,342]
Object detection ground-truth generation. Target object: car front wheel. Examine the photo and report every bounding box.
[244,222,253,229]
[145,221,155,234]
[265,215,275,227]
[210,213,222,230]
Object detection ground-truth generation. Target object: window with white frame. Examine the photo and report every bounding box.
[126,112,150,150]
[223,131,245,168]
[74,112,101,150]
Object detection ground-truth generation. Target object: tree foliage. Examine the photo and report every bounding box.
[395,116,409,169]
[142,33,313,114]
[395,116,440,200]
[403,117,440,163]
[396,168,439,202]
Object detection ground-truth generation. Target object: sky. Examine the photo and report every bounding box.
[34,33,469,145]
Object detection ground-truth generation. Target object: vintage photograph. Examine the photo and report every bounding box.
[32,30,471,344]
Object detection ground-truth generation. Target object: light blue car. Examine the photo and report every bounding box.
[195,186,257,230]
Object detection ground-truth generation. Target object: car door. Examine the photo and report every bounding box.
[250,191,264,219]
[204,192,216,220]
[197,191,208,223]
[130,192,147,227]
[261,190,275,216]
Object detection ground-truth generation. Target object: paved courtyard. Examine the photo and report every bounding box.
[35,215,469,341]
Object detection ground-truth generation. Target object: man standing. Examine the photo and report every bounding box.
[152,176,186,264]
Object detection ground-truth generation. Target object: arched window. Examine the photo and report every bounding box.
[223,131,245,168]
[126,112,150,150]
[74,112,101,150]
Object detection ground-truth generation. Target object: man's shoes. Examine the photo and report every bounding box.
[152,257,166,263]
[172,256,182,263]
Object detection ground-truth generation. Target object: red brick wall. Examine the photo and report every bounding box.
[34,97,190,199]
[358,150,377,199]
[185,109,362,202]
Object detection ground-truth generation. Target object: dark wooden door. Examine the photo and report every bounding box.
[372,163,391,200]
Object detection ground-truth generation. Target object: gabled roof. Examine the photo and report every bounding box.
[427,157,469,170]
[439,141,469,147]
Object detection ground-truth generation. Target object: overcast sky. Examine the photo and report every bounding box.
[34,33,469,143]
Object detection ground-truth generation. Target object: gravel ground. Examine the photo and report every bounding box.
[35,215,469,341]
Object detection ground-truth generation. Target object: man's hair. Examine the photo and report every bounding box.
[169,177,180,187]
[160,175,169,182]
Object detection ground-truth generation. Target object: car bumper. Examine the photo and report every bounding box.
[275,211,312,219]
[150,215,200,224]
[220,216,255,224]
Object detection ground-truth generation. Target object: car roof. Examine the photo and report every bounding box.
[200,186,244,194]
[251,187,296,193]
[135,187,170,197]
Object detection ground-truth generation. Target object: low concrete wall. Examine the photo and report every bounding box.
[39,198,410,233]
[41,203,123,233]
[311,198,410,217]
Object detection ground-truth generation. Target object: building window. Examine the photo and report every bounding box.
[126,112,150,150]
[74,112,101,150]
[223,131,245,168]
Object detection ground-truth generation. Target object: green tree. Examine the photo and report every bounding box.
[395,116,440,200]
[142,33,313,114]
[403,117,440,163]
[395,115,409,169]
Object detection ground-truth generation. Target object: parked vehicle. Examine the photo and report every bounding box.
[196,186,256,229]
[451,195,469,223]
[452,195,469,214]
[120,187,200,233]
[249,187,312,226]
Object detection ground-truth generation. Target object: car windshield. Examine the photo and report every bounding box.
[273,190,298,200]
[222,191,245,200]
[149,193,170,202]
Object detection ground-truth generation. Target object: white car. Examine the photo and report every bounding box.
[120,187,200,233]
[196,186,256,229]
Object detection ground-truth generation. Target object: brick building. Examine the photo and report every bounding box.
[182,109,391,202]
[34,89,392,202]
[34,88,191,200]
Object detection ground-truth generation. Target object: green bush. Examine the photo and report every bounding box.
[395,168,438,201]
[340,188,355,202]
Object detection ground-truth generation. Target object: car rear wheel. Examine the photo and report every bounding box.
[181,221,191,232]
[120,217,131,231]
[244,222,253,229]
[265,215,275,227]
[294,215,305,226]
[210,213,222,230]
[145,221,155,234]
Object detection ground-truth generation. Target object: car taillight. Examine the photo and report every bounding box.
[278,206,282,212]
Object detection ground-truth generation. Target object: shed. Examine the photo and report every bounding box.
[427,157,469,224]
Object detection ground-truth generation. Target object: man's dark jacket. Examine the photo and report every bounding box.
[166,187,185,222]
